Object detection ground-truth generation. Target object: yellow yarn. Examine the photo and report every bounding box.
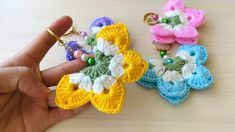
[91,80,125,114]
[121,50,148,83]
[56,76,125,114]
[96,23,130,52]
[55,23,148,114]
[55,75,90,109]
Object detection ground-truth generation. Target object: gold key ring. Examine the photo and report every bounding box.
[46,27,74,52]
[143,13,159,26]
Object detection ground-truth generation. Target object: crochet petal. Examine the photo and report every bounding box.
[157,78,190,104]
[163,0,185,12]
[90,17,114,31]
[151,24,174,37]
[152,34,176,44]
[175,37,198,45]
[178,44,208,65]
[174,26,199,38]
[96,23,130,52]
[174,26,199,44]
[137,64,159,89]
[187,65,213,89]
[55,75,90,109]
[120,50,148,82]
[185,8,206,27]
[90,80,125,114]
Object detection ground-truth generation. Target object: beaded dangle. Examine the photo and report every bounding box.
[138,0,214,104]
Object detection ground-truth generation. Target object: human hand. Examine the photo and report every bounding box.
[0,16,89,132]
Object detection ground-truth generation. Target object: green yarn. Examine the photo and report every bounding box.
[81,51,112,81]
[160,15,182,27]
[170,15,181,27]
[164,56,186,72]
[86,35,97,47]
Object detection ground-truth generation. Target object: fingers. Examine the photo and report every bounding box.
[41,59,86,87]
[47,103,90,127]
[18,16,73,65]
[48,91,56,108]
[0,67,50,97]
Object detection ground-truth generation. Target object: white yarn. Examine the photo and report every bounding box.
[91,26,102,34]
[153,63,166,76]
[70,72,86,84]
[160,23,174,31]
[109,54,124,78]
[96,38,119,56]
[78,39,88,47]
[162,10,187,31]
[92,77,104,94]
[79,75,92,92]
[182,63,196,79]
[171,71,184,82]
[149,59,162,66]
[174,24,185,31]
[177,51,195,64]
[165,10,182,17]
[100,75,116,89]
[162,71,174,82]
[162,70,183,82]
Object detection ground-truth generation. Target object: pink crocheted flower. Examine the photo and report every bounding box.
[151,0,206,44]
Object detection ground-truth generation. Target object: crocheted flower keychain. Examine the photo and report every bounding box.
[55,17,147,114]
[138,0,213,104]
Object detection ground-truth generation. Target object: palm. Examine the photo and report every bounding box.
[0,16,89,132]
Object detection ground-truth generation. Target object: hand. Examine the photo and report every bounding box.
[0,16,89,132]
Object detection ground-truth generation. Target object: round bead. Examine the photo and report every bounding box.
[160,50,167,58]
[165,58,174,64]
[87,57,96,66]
[162,18,170,24]
[151,14,159,20]
[80,31,88,38]
[73,50,82,59]
[163,55,169,60]
[81,54,89,62]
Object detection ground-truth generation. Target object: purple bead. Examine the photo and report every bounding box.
[90,17,114,31]
[80,31,88,38]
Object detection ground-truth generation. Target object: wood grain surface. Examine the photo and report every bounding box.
[0,0,235,131]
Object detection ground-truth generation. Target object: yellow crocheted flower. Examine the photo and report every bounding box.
[55,23,147,114]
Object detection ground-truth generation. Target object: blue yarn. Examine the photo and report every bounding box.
[186,65,214,90]
[137,63,159,89]
[137,44,214,104]
[178,44,208,65]
[157,79,190,104]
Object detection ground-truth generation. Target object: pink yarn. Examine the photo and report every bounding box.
[151,0,206,44]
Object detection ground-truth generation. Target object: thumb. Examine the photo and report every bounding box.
[0,66,50,97]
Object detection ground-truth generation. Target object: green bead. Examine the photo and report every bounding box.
[160,50,167,58]
[87,57,96,66]
[165,58,174,64]
[162,18,170,24]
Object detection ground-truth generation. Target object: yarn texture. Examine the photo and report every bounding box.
[151,0,206,44]
[56,18,147,114]
[138,44,213,104]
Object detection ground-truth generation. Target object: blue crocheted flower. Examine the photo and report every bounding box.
[138,44,213,104]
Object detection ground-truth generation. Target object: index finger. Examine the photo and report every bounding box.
[19,16,73,64]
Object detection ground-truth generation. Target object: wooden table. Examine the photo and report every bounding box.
[1,0,235,131]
